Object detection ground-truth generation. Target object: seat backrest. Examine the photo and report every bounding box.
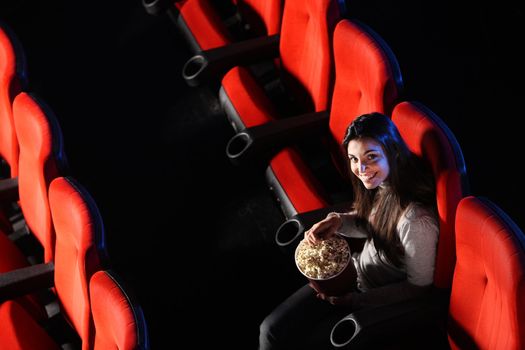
[279,0,340,113]
[13,92,69,263]
[448,196,525,350]
[329,19,403,146]
[0,21,28,177]
[90,270,150,350]
[392,101,468,289]
[327,19,403,178]
[49,176,108,350]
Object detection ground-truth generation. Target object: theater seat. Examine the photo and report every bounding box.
[329,102,469,349]
[49,176,108,347]
[12,92,69,263]
[0,269,149,350]
[0,176,109,349]
[90,270,150,350]
[268,19,403,249]
[220,0,341,135]
[0,20,28,233]
[0,300,61,350]
[393,101,468,289]
[144,0,282,53]
[0,20,28,179]
[447,196,525,349]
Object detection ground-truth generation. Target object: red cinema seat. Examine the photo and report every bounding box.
[0,176,109,349]
[0,300,61,350]
[0,269,149,350]
[0,20,28,233]
[220,0,341,136]
[50,176,108,348]
[393,101,468,289]
[90,270,150,350]
[0,20,28,179]
[13,92,69,264]
[447,196,525,350]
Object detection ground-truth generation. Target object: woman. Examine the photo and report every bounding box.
[259,113,439,349]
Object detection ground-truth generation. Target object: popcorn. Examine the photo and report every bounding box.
[295,236,350,280]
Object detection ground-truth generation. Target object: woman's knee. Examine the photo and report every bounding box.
[259,313,277,342]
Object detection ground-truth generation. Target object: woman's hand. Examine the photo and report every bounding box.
[305,212,343,245]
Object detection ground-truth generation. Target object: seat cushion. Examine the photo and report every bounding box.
[266,147,329,218]
[177,0,232,50]
[0,300,60,350]
[220,66,278,131]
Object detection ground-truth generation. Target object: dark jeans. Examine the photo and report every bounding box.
[259,284,353,350]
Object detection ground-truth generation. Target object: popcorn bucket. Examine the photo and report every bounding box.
[295,236,357,296]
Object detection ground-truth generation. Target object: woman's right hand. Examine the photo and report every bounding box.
[305,212,343,245]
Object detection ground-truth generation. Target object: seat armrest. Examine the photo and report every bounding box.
[226,110,330,166]
[330,289,449,349]
[182,34,280,87]
[0,262,55,301]
[275,201,353,255]
[0,177,19,202]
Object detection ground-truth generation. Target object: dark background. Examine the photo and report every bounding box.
[2,0,524,348]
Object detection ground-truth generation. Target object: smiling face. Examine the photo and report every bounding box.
[347,137,390,189]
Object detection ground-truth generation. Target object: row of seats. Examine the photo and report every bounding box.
[145,0,525,348]
[0,20,150,350]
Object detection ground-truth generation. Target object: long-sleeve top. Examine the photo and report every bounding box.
[338,203,439,308]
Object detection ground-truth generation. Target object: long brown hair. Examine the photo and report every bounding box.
[342,113,436,267]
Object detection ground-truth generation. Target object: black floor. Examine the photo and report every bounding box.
[3,1,525,348]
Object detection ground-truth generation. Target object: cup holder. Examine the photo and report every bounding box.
[226,132,252,160]
[330,317,358,348]
[142,0,169,15]
[275,219,303,247]
[182,55,208,86]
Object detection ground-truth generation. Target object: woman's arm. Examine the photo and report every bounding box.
[324,206,439,308]
[398,206,439,287]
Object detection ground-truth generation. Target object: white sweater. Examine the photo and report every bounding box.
[339,203,439,308]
